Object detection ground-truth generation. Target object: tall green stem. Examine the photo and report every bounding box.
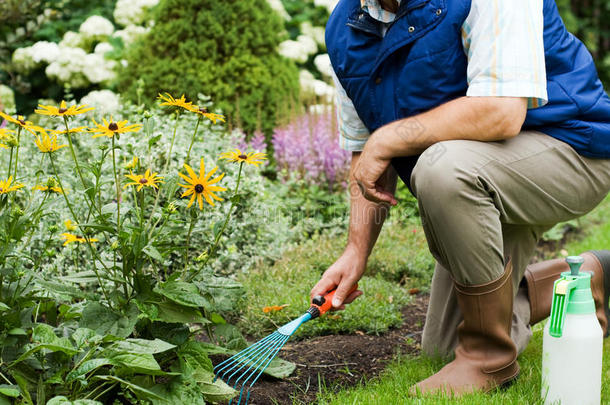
[6,148,13,178]
[185,115,202,164]
[188,162,243,281]
[111,137,121,233]
[183,215,196,277]
[63,117,96,216]
[12,127,21,180]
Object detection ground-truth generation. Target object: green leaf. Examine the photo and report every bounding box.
[104,352,161,374]
[35,279,87,300]
[71,328,100,348]
[65,359,114,384]
[149,381,206,405]
[212,220,224,238]
[143,245,164,262]
[0,394,11,405]
[199,377,237,403]
[46,397,102,405]
[264,357,297,379]
[0,303,10,312]
[178,341,213,373]
[80,303,139,338]
[111,338,175,354]
[8,328,27,336]
[94,375,167,401]
[0,385,20,398]
[154,281,212,309]
[13,325,78,364]
[154,301,210,324]
[60,271,100,284]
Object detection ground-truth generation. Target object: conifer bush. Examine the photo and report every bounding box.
[118,0,300,134]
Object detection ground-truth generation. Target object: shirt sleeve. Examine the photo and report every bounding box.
[331,70,371,151]
[462,0,548,109]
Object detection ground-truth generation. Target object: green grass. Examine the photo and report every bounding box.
[237,218,433,338]
[319,195,610,404]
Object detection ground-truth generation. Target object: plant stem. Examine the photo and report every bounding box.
[12,127,21,180]
[64,117,96,215]
[186,115,202,164]
[111,137,121,233]
[6,147,13,178]
[189,162,243,281]
[184,214,196,277]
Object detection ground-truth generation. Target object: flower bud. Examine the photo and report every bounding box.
[111,240,119,250]
[5,134,18,148]
[48,224,59,233]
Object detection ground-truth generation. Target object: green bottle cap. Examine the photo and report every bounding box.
[548,256,596,338]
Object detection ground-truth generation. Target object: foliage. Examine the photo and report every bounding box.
[0,94,295,403]
[118,0,300,135]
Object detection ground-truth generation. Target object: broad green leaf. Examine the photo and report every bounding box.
[149,381,207,405]
[154,281,212,309]
[65,359,114,384]
[111,338,175,354]
[60,271,100,284]
[94,375,166,401]
[13,325,78,363]
[200,378,237,403]
[106,352,160,373]
[0,385,19,398]
[47,395,103,404]
[8,328,26,336]
[0,303,10,312]
[154,300,210,324]
[143,245,164,262]
[80,303,139,338]
[0,394,11,405]
[35,279,87,300]
[178,341,213,373]
[71,328,100,348]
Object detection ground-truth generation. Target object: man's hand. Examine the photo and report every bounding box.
[310,247,365,310]
[352,134,398,206]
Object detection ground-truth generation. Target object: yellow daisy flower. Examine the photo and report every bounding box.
[35,100,94,117]
[0,111,45,135]
[34,178,65,194]
[35,131,68,153]
[88,117,142,139]
[61,233,99,246]
[49,126,87,135]
[0,176,25,194]
[64,219,77,231]
[157,93,195,111]
[220,148,267,167]
[124,169,164,192]
[187,105,226,124]
[178,158,227,210]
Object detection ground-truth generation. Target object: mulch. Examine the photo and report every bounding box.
[212,294,429,405]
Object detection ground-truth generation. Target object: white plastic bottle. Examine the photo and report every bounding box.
[541,256,603,405]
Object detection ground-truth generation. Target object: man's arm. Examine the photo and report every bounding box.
[310,151,397,308]
[355,96,528,204]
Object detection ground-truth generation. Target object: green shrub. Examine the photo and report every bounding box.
[118,0,300,135]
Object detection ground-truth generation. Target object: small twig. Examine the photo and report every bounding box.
[294,362,358,368]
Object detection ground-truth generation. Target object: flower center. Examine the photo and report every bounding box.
[58,108,68,114]
[194,184,204,193]
[238,154,248,160]
[139,178,148,184]
[198,107,208,114]
[0,188,3,193]
[108,122,119,131]
[18,119,26,125]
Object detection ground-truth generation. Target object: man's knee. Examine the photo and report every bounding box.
[412,140,482,204]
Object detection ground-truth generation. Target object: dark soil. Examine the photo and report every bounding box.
[213,294,428,405]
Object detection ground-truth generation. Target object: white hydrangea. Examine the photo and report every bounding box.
[94,42,114,55]
[278,35,318,63]
[299,69,335,102]
[300,22,326,48]
[82,54,117,84]
[114,0,159,27]
[12,47,37,72]
[0,85,16,112]
[80,90,120,114]
[113,25,149,46]
[314,0,339,13]
[45,46,90,88]
[266,0,291,20]
[12,41,60,72]
[59,31,83,48]
[79,16,114,40]
[314,53,333,78]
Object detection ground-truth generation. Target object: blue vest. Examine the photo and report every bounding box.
[326,0,610,187]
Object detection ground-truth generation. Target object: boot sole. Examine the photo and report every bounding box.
[589,250,610,338]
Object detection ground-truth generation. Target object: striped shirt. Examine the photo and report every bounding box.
[336,0,548,151]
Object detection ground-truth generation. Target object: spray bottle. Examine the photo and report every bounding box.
[541,256,603,405]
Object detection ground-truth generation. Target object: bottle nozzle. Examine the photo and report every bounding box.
[566,256,585,276]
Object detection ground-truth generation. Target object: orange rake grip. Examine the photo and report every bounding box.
[310,284,359,317]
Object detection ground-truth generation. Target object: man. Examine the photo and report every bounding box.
[310,0,610,396]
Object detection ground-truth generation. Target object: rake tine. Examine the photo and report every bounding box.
[214,332,280,380]
[237,335,291,404]
[234,335,290,404]
[223,333,284,385]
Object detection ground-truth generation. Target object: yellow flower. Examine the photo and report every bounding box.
[178,158,227,209]
[0,128,13,149]
[220,148,267,167]
[64,219,77,231]
[34,178,64,194]
[35,130,68,153]
[124,169,164,192]
[61,233,98,246]
[0,111,45,135]
[124,156,138,170]
[0,176,25,194]
[187,105,226,124]
[49,126,87,135]
[157,93,195,111]
[89,117,142,139]
[35,100,94,117]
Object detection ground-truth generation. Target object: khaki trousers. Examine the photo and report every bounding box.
[409,131,610,356]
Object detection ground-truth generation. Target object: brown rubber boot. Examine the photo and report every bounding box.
[412,261,520,396]
[525,250,610,336]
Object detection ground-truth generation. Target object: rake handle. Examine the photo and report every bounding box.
[310,283,359,316]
